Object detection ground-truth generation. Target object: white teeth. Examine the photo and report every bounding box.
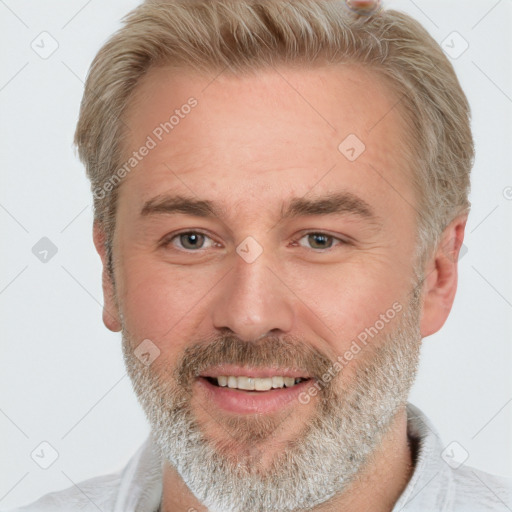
[212,375,305,390]
[284,377,295,388]
[237,376,255,390]
[272,376,284,388]
[255,377,273,391]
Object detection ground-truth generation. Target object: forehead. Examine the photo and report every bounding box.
[118,63,416,225]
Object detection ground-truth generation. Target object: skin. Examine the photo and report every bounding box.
[93,63,467,511]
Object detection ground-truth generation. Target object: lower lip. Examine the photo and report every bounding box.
[196,377,313,415]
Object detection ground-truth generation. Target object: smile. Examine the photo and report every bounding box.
[196,374,314,414]
[205,375,309,391]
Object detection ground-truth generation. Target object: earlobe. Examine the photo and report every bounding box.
[93,222,122,332]
[419,215,468,338]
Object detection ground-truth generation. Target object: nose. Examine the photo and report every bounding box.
[211,250,295,342]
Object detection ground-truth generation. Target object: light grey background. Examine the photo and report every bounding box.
[1,0,511,509]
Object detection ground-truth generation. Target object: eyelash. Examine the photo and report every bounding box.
[161,230,348,252]
[293,232,348,251]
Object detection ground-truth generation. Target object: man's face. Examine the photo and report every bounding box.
[108,64,423,511]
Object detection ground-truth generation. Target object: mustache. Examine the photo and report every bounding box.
[172,333,336,389]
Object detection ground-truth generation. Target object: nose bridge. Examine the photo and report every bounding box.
[212,249,294,341]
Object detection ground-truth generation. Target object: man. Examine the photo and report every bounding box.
[8,0,511,511]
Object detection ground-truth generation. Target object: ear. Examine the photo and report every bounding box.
[93,221,122,332]
[419,215,468,338]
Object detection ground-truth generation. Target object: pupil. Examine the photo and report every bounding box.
[181,233,204,249]
[309,234,331,249]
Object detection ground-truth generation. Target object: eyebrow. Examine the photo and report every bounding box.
[140,192,379,223]
[281,192,377,221]
[141,194,221,218]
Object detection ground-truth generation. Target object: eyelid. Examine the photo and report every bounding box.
[160,229,351,252]
[295,230,351,248]
[161,229,218,251]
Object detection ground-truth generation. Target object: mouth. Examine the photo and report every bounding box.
[195,367,314,414]
[202,375,310,391]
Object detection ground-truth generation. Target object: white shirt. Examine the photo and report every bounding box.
[5,403,511,512]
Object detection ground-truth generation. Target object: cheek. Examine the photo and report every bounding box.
[116,257,216,342]
[291,260,409,352]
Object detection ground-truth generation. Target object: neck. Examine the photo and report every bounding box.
[159,405,415,512]
[311,405,416,511]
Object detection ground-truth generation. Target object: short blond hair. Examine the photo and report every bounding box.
[74,0,473,276]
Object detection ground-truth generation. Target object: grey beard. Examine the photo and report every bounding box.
[122,286,422,512]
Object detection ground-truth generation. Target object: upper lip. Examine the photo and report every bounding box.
[198,364,312,379]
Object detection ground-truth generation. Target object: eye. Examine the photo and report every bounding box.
[163,231,218,251]
[296,232,346,250]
